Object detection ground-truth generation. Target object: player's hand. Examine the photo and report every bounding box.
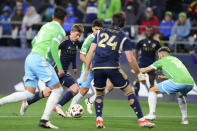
[140,68,146,73]
[83,71,89,82]
[43,87,51,97]
[131,69,135,73]
[137,72,146,85]
[58,69,64,78]
[73,69,77,74]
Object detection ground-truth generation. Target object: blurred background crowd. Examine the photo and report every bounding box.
[0,0,197,53]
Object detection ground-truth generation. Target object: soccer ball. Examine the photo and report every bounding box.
[69,104,84,118]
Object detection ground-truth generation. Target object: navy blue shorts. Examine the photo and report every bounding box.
[59,73,76,88]
[93,68,129,91]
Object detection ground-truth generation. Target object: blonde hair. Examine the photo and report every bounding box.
[71,24,84,33]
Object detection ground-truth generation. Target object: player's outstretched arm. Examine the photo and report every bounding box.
[125,50,140,74]
[84,43,97,81]
[140,66,154,73]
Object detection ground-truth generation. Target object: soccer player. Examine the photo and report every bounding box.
[140,47,194,124]
[20,24,84,118]
[84,12,155,128]
[0,6,66,129]
[68,19,113,115]
[134,26,161,96]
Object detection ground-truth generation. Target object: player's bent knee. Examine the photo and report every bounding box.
[149,86,158,92]
[52,86,63,95]
[80,87,89,96]
[96,98,103,103]
[69,83,79,95]
[129,99,134,105]
[25,90,35,100]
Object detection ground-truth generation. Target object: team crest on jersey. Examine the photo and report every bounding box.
[143,43,146,47]
[152,44,156,48]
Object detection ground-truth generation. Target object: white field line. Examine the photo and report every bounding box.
[0,115,197,118]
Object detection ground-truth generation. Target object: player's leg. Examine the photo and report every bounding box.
[0,54,36,107]
[109,68,155,127]
[69,71,93,114]
[54,74,79,117]
[93,69,107,128]
[149,73,156,88]
[145,86,160,120]
[133,78,140,96]
[84,79,113,114]
[177,84,193,124]
[176,94,188,124]
[20,87,51,116]
[30,54,63,129]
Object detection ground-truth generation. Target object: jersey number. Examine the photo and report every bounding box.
[98,33,117,50]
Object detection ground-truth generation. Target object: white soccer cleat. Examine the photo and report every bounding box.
[85,98,93,114]
[144,114,156,120]
[96,116,105,128]
[139,119,155,128]
[39,120,59,129]
[65,110,72,117]
[20,100,29,116]
[53,105,66,118]
[181,117,189,124]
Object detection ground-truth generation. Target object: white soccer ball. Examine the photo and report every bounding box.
[69,104,84,118]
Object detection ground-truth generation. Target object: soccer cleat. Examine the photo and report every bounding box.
[85,98,93,114]
[53,105,66,118]
[181,117,189,124]
[96,117,105,128]
[139,119,155,128]
[20,100,29,116]
[65,110,72,117]
[38,119,59,129]
[144,114,156,120]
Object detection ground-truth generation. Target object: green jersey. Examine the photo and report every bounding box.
[31,21,66,70]
[151,56,194,85]
[80,34,95,71]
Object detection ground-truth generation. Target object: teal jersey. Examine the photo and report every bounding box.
[31,21,66,69]
[151,56,194,85]
[80,34,95,71]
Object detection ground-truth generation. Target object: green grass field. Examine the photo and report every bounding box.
[0,95,197,131]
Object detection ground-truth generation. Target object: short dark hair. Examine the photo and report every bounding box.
[158,47,171,54]
[71,24,84,33]
[92,19,103,27]
[112,12,126,28]
[54,6,66,21]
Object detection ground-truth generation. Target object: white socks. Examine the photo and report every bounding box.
[69,92,83,109]
[148,92,157,115]
[41,87,63,120]
[0,91,34,105]
[177,97,187,119]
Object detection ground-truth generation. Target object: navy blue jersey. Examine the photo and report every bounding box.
[59,36,80,72]
[136,37,161,67]
[92,27,135,69]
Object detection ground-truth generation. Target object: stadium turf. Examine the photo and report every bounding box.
[0,95,197,131]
